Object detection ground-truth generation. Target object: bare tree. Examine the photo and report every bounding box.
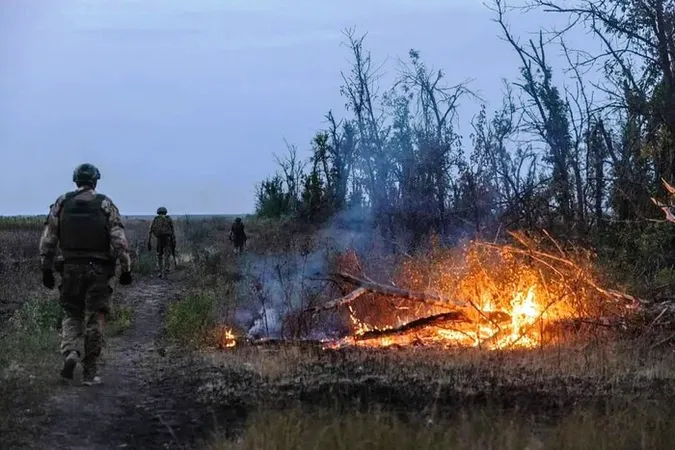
[491,0,580,232]
[394,49,477,234]
[339,27,397,247]
[528,0,675,196]
[275,140,307,212]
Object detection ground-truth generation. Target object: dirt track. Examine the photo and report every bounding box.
[31,276,215,450]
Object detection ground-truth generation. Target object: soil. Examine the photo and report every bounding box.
[29,276,218,450]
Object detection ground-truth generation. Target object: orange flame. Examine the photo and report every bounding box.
[324,233,630,351]
[216,326,237,349]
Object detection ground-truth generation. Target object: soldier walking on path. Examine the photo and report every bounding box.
[147,206,175,278]
[229,217,247,255]
[39,163,133,386]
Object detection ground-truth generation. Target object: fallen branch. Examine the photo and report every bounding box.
[478,240,640,306]
[650,331,675,350]
[305,287,368,313]
[307,273,511,325]
[353,311,469,341]
[333,272,468,309]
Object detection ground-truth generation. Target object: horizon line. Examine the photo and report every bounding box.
[0,212,254,218]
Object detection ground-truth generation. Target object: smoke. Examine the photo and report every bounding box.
[236,207,379,340]
[238,248,326,339]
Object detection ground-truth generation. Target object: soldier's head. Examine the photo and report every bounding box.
[157,206,168,215]
[72,163,101,189]
[235,217,242,223]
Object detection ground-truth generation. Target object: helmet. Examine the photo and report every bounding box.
[235,217,242,223]
[72,163,101,187]
[157,206,168,215]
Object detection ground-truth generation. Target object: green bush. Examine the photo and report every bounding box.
[8,294,63,332]
[107,304,133,336]
[0,294,61,448]
[134,250,156,276]
[164,292,217,345]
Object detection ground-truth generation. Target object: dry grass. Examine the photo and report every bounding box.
[192,342,675,449]
[204,402,675,450]
[204,339,675,382]
[177,220,675,449]
[2,215,675,448]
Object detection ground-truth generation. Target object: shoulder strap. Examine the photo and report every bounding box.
[64,189,95,202]
[58,191,84,217]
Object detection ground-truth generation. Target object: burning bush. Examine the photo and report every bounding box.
[321,232,636,350]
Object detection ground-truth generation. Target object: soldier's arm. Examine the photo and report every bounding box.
[38,197,64,270]
[168,216,175,236]
[102,197,132,273]
[147,217,156,239]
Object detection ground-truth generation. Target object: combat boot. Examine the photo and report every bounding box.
[82,364,102,386]
[82,375,103,386]
[60,350,79,380]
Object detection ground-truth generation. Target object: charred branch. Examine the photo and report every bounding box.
[353,311,470,341]
[332,272,468,309]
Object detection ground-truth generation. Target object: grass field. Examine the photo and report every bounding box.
[1,214,674,449]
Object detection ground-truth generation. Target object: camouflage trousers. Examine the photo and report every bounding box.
[155,234,173,276]
[232,237,245,255]
[59,262,114,377]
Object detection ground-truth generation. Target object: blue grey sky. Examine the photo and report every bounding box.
[1,0,591,215]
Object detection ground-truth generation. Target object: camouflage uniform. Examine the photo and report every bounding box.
[147,207,175,277]
[229,217,247,255]
[39,163,132,384]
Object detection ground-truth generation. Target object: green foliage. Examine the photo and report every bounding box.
[134,250,156,276]
[597,221,675,293]
[299,163,330,222]
[107,304,133,336]
[0,293,61,447]
[8,294,63,332]
[0,216,45,232]
[164,292,217,345]
[255,134,342,224]
[255,175,293,219]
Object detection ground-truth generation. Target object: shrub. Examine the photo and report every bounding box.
[164,292,217,345]
[8,294,63,332]
[107,304,133,336]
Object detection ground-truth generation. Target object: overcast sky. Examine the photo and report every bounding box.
[0,0,592,215]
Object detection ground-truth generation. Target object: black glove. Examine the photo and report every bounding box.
[119,271,132,286]
[42,270,55,289]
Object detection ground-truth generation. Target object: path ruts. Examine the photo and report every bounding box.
[33,277,200,450]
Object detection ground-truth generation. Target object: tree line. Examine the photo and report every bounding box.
[255,0,675,277]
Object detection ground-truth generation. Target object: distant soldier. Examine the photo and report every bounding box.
[229,217,247,255]
[147,206,175,277]
[39,163,132,386]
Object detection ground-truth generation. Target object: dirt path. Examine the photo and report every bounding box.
[33,276,202,450]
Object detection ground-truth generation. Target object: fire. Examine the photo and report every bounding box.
[215,326,237,349]
[334,285,546,350]
[324,232,633,351]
